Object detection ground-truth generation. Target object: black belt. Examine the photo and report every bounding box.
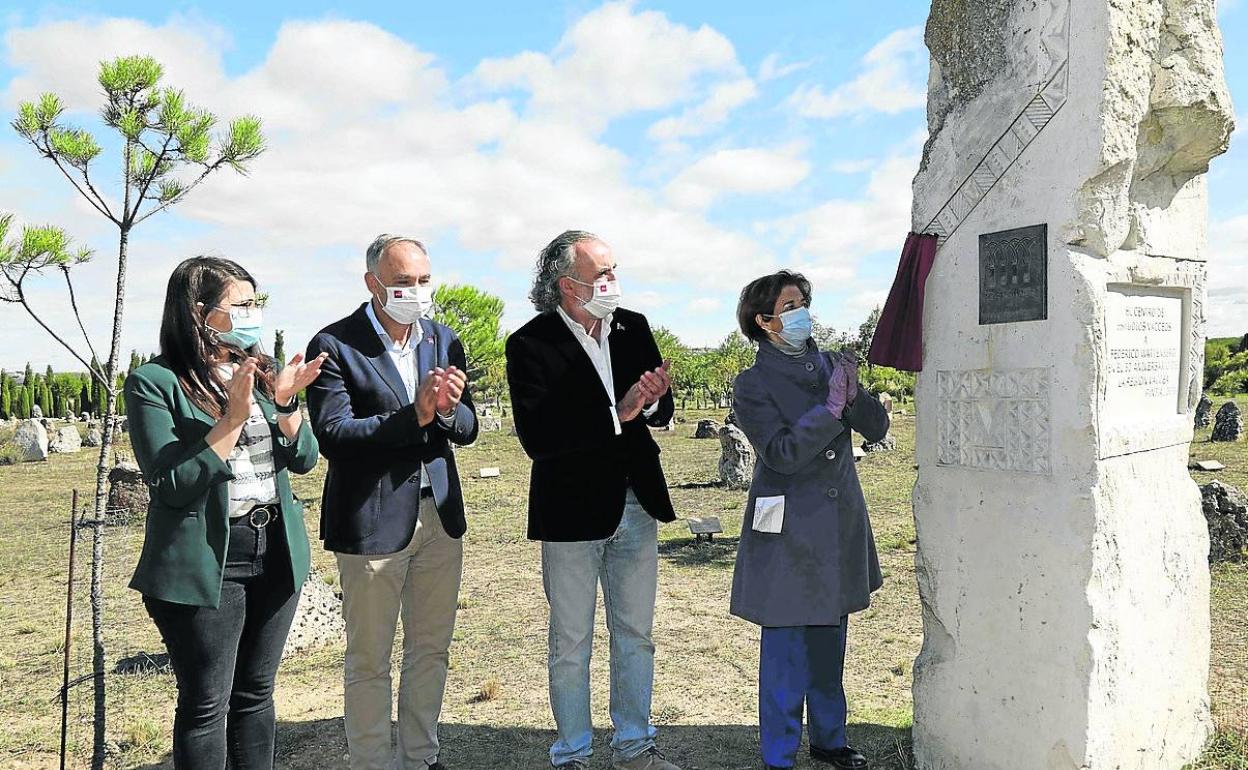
[233,503,279,529]
[420,486,435,499]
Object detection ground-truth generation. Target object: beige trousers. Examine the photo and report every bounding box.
[336,497,463,770]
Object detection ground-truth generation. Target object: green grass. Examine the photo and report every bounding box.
[0,404,1243,768]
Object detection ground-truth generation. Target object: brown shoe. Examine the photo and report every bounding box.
[613,747,682,770]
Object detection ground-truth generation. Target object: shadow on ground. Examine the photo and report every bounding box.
[135,720,913,769]
[658,537,740,569]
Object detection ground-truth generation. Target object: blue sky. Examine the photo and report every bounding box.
[0,1,1244,370]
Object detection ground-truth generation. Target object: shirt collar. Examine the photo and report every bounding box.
[556,305,613,345]
[365,301,419,352]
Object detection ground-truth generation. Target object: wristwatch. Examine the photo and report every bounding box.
[275,394,300,414]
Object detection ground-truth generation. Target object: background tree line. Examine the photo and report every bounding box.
[3,299,923,421]
[0,351,152,420]
[1206,335,1248,395]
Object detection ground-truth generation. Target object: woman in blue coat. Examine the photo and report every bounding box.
[729,271,890,770]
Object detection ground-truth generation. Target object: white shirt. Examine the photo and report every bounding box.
[215,365,279,518]
[555,306,658,436]
[365,302,456,489]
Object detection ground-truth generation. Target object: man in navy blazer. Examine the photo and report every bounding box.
[306,234,477,770]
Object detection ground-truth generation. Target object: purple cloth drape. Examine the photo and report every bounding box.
[867,232,938,372]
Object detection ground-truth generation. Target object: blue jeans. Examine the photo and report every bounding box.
[541,490,659,767]
[759,621,849,768]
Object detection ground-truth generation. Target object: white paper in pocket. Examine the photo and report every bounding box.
[752,495,785,534]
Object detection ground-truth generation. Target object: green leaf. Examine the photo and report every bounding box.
[130,149,158,179]
[219,115,265,171]
[175,111,215,164]
[117,109,143,140]
[36,93,64,129]
[98,56,163,96]
[13,102,40,138]
[156,179,184,203]
[48,127,102,168]
[156,87,192,132]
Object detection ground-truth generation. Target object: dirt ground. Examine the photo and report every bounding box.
[1,404,1244,769]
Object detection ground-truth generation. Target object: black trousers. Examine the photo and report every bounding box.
[144,513,300,770]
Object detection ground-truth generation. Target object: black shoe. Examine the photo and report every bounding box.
[810,745,868,769]
[765,765,790,770]
[429,763,448,770]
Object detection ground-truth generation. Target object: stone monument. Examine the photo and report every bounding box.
[717,423,754,490]
[910,1,1233,768]
[1210,401,1243,442]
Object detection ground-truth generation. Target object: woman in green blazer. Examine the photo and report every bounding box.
[125,256,327,770]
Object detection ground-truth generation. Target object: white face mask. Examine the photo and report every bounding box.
[569,277,621,320]
[373,277,434,325]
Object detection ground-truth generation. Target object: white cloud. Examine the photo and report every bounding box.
[1206,213,1248,336]
[758,53,813,82]
[775,152,916,286]
[0,8,784,368]
[789,27,926,119]
[3,16,230,111]
[472,0,741,132]
[831,158,877,174]
[664,144,810,209]
[688,297,722,314]
[647,77,757,143]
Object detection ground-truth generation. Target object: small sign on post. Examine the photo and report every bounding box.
[687,516,723,543]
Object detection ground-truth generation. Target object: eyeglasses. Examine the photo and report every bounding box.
[760,301,809,320]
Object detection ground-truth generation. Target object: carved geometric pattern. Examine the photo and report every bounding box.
[923,0,1071,241]
[1187,268,1207,411]
[937,368,1052,474]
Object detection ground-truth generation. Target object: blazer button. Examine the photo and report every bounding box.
[805,362,815,372]
[825,449,836,460]
[409,475,420,484]
[826,488,839,499]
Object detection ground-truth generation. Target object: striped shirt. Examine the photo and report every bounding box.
[217,365,280,518]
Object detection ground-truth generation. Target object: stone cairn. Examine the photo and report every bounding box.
[1200,481,1248,563]
[282,570,346,659]
[106,461,149,525]
[1211,402,1243,443]
[693,419,719,439]
[862,434,896,453]
[14,420,49,462]
[1194,394,1213,429]
[49,426,82,454]
[718,423,754,490]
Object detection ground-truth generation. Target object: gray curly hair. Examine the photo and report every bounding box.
[529,230,599,312]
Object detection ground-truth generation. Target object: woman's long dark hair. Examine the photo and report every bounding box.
[159,256,275,418]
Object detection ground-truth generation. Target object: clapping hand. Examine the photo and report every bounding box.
[226,358,258,427]
[275,352,328,407]
[416,370,441,427]
[434,366,468,418]
[837,352,859,405]
[618,360,673,422]
[825,357,851,419]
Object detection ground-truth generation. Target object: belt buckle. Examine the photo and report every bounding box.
[248,505,274,528]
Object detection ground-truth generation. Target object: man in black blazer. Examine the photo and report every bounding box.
[306,235,477,770]
[507,231,681,770]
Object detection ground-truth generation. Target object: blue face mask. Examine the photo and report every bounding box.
[212,306,263,350]
[771,306,812,351]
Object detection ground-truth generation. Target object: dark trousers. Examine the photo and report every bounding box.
[144,513,300,770]
[759,620,849,768]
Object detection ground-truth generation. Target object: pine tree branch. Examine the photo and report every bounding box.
[61,266,107,382]
[128,132,173,223]
[131,162,218,226]
[8,273,105,386]
[23,135,119,225]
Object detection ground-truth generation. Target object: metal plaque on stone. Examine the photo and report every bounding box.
[979,224,1048,325]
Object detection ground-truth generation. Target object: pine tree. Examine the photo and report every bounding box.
[22,362,33,386]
